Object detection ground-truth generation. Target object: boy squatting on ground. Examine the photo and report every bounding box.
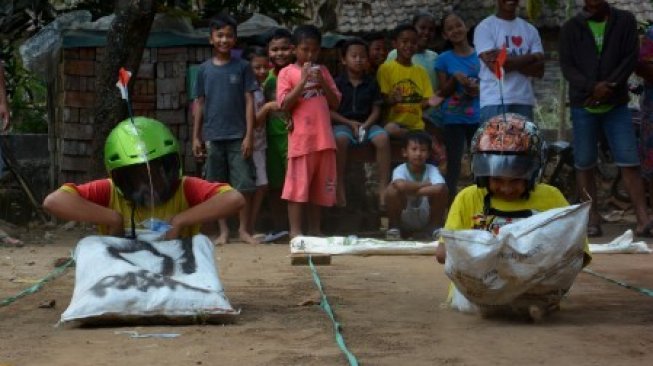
[377,23,442,139]
[193,14,259,245]
[277,24,341,239]
[435,114,592,320]
[385,132,448,240]
[331,37,391,208]
[43,117,244,240]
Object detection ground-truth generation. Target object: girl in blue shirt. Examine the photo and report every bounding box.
[435,12,481,200]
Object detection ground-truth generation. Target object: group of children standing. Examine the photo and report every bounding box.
[190,11,486,242]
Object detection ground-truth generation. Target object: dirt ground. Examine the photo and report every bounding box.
[1,223,652,366]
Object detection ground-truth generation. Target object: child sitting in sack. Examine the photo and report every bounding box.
[435,113,592,321]
[43,117,244,239]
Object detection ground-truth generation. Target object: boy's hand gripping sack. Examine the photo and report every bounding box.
[60,233,237,324]
[440,202,589,308]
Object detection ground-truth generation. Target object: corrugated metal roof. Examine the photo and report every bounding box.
[301,0,653,33]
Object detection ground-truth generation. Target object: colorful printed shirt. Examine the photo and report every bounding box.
[377,60,434,130]
[434,50,481,125]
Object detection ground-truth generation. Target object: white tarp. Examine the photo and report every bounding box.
[60,233,237,324]
[441,202,589,309]
[589,229,652,254]
[290,236,437,255]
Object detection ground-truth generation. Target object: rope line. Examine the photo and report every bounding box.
[583,268,653,297]
[0,257,74,307]
[308,256,359,366]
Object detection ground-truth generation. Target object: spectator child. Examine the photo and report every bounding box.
[244,46,270,236]
[435,13,481,199]
[377,23,440,139]
[43,117,244,240]
[385,132,448,240]
[331,38,391,208]
[387,11,441,126]
[262,28,294,239]
[364,32,389,75]
[435,114,591,320]
[474,0,544,121]
[192,14,258,245]
[277,25,341,238]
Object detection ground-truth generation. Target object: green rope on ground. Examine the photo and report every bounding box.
[0,257,74,307]
[583,268,653,298]
[308,256,359,366]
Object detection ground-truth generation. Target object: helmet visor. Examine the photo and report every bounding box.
[471,153,540,180]
[111,154,181,206]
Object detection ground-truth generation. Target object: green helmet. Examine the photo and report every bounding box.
[104,117,180,173]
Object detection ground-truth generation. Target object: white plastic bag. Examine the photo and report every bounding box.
[60,233,237,325]
[441,202,589,308]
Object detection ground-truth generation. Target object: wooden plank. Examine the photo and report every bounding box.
[290,254,332,266]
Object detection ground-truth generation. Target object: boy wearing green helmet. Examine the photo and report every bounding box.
[43,117,244,239]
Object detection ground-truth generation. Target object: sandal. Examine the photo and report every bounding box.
[635,220,653,238]
[586,224,603,238]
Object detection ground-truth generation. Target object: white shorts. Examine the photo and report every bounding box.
[253,149,268,187]
[400,196,430,231]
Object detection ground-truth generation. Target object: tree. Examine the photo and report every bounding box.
[90,0,156,178]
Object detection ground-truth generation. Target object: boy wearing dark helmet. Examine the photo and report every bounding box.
[435,114,591,320]
[43,117,244,240]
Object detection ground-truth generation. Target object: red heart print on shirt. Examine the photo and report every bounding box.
[511,36,523,47]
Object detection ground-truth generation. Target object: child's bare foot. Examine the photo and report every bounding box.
[239,229,259,245]
[289,231,303,240]
[213,232,229,246]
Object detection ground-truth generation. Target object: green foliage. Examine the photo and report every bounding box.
[1,42,47,134]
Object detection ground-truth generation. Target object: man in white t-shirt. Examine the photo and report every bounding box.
[384,132,448,240]
[473,0,544,122]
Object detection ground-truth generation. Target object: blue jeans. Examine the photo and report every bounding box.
[479,104,534,123]
[571,105,639,170]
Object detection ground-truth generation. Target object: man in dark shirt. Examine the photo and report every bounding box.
[331,38,391,208]
[559,0,653,237]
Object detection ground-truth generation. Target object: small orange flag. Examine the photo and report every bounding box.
[494,44,507,80]
[116,67,132,100]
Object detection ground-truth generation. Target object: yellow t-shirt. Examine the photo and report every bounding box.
[377,60,433,130]
[444,183,592,301]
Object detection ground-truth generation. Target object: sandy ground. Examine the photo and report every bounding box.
[1,224,652,366]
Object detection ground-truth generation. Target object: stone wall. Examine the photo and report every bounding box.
[56,45,213,184]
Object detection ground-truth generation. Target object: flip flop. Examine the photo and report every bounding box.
[587,224,603,238]
[635,220,653,238]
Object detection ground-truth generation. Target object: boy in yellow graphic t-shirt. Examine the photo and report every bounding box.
[377,23,441,138]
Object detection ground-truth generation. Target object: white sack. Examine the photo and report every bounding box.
[290,236,437,256]
[441,202,589,307]
[61,234,237,324]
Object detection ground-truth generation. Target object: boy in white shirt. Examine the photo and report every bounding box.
[385,132,448,240]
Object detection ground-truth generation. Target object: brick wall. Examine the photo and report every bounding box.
[56,45,213,184]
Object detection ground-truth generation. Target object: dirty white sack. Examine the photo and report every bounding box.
[589,229,652,254]
[290,236,437,255]
[60,233,237,324]
[441,202,589,308]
